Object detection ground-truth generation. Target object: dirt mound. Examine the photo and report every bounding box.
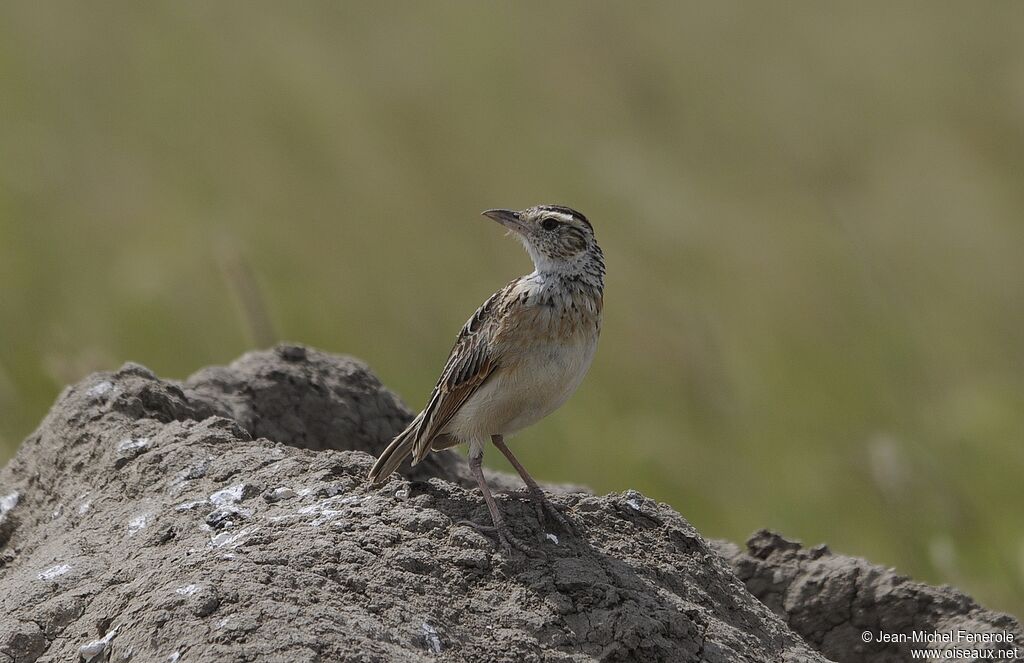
[0,345,1017,662]
[714,532,1022,663]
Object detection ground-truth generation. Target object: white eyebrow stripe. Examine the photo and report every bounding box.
[535,205,592,231]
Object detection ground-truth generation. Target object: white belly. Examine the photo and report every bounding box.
[445,334,597,442]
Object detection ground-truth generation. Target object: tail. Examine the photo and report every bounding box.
[368,413,423,484]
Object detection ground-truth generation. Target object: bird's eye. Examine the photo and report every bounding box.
[541,218,559,231]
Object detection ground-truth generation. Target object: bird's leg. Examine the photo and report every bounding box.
[461,448,526,554]
[491,434,575,534]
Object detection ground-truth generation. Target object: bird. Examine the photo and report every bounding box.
[368,204,605,553]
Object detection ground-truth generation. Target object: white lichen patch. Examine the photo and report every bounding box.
[117,437,150,453]
[210,484,247,507]
[421,622,443,654]
[268,487,296,501]
[623,489,647,512]
[79,626,118,661]
[311,512,344,527]
[86,381,113,399]
[545,533,560,545]
[296,494,360,528]
[0,491,19,516]
[295,495,361,513]
[175,499,208,511]
[175,583,201,596]
[209,525,258,549]
[0,491,19,527]
[37,563,71,581]
[77,494,92,514]
[127,513,151,536]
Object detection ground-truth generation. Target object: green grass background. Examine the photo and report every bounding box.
[2,2,1022,616]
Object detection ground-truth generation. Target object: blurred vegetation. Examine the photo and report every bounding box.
[2,1,1023,616]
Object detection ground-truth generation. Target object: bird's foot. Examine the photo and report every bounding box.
[456,520,529,555]
[526,489,577,536]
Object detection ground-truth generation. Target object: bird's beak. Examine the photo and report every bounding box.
[481,209,522,232]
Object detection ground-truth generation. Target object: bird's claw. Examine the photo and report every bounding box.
[456,520,529,555]
[526,490,576,535]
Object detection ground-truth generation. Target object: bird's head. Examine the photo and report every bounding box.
[482,205,604,282]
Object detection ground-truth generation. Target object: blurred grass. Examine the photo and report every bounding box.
[2,1,1023,616]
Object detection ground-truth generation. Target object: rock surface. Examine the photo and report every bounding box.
[0,345,1017,662]
[714,532,1023,663]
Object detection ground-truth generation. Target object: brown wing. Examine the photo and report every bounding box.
[409,281,516,462]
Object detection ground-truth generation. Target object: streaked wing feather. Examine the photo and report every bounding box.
[410,282,515,461]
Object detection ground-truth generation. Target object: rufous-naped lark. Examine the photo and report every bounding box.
[369,205,604,553]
